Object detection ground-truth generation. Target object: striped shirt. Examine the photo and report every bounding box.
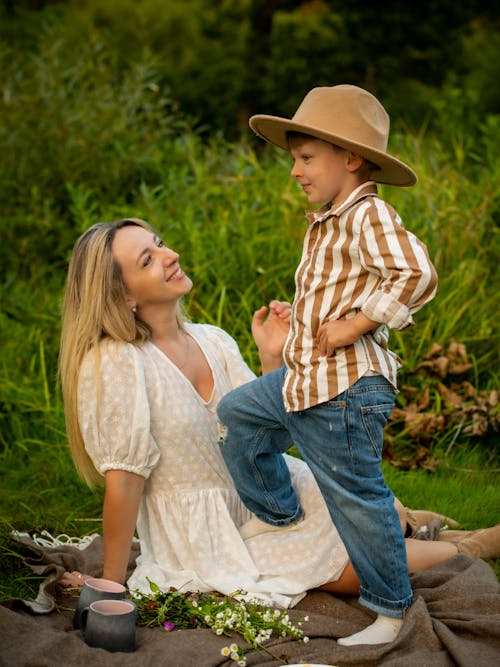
[282,181,438,412]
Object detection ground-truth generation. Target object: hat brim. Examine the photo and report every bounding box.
[249,115,417,187]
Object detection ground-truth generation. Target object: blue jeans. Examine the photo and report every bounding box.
[217,368,413,618]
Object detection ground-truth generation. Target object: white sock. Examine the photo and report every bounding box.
[337,614,403,646]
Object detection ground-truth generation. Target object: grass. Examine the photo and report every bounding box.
[384,446,500,581]
[383,448,500,529]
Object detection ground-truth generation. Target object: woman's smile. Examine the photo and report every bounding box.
[166,267,184,282]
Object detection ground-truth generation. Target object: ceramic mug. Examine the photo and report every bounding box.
[73,577,126,630]
[80,599,137,652]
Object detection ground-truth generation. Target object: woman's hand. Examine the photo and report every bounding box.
[252,300,291,372]
[59,570,92,588]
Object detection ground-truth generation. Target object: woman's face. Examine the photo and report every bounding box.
[112,225,192,313]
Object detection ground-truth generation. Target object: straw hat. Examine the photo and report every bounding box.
[249,85,417,186]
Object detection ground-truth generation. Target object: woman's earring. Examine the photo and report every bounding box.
[132,306,137,314]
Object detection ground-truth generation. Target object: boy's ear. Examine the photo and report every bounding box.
[345,152,365,172]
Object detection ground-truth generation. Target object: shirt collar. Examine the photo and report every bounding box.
[305,181,378,224]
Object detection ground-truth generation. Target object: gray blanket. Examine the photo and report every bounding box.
[1,533,499,666]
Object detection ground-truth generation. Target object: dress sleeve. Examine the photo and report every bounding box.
[204,325,256,389]
[77,341,160,478]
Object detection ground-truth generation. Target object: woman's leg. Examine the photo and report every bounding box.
[318,562,360,596]
[394,497,408,534]
[405,538,459,570]
[319,538,458,595]
[319,539,459,596]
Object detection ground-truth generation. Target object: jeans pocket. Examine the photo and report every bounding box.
[360,401,394,458]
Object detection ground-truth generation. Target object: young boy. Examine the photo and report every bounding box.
[217,85,438,645]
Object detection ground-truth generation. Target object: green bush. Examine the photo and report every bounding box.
[0,27,189,279]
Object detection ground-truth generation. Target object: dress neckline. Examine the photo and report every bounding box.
[148,325,215,405]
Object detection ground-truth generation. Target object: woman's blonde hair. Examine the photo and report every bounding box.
[59,218,186,487]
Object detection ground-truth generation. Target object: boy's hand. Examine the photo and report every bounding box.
[252,300,291,371]
[316,312,378,356]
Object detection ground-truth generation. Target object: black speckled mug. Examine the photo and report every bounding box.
[81,599,137,652]
[73,577,126,630]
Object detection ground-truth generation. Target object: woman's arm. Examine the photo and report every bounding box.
[102,469,144,583]
[58,469,144,588]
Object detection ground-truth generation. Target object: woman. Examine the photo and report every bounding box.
[58,218,490,607]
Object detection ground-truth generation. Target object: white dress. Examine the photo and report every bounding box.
[77,323,349,608]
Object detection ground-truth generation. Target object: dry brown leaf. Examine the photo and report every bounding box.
[390,405,419,424]
[434,356,450,377]
[425,342,444,358]
[389,407,409,422]
[488,390,499,407]
[417,386,431,411]
[421,457,440,472]
[408,412,445,437]
[461,381,477,398]
[448,362,473,375]
[464,412,490,436]
[437,382,463,408]
[448,340,467,360]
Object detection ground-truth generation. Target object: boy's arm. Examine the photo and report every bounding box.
[358,200,438,330]
[317,312,378,356]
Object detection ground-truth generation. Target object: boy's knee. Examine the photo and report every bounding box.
[216,389,239,424]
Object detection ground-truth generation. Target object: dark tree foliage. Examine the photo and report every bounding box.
[1,0,498,136]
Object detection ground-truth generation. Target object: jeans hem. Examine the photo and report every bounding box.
[252,506,304,527]
[359,589,413,619]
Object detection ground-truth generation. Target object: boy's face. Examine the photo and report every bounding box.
[289,136,355,207]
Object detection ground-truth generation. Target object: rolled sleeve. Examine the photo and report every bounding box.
[359,199,438,330]
[362,292,414,329]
